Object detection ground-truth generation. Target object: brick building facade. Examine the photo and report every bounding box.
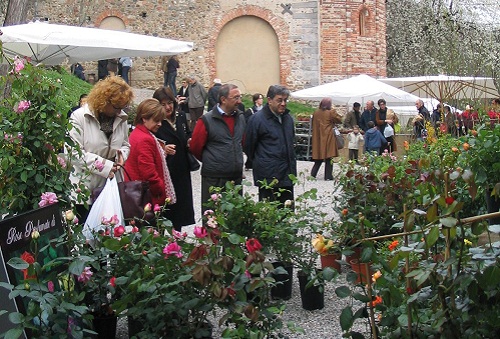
[30,0,386,91]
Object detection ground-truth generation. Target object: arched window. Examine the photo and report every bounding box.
[359,8,369,36]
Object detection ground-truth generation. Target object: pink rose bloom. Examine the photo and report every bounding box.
[203,209,214,216]
[113,225,125,237]
[163,242,183,258]
[172,230,187,239]
[206,216,218,229]
[73,216,79,225]
[39,192,58,208]
[153,204,161,212]
[13,56,25,73]
[47,281,55,293]
[16,100,31,113]
[193,226,208,239]
[131,226,139,233]
[101,216,110,225]
[210,193,220,201]
[77,267,93,283]
[57,156,66,168]
[93,159,104,172]
[109,214,119,226]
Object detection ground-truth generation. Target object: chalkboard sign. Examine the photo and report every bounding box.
[0,204,65,337]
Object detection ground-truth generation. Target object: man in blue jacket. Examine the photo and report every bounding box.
[244,85,297,205]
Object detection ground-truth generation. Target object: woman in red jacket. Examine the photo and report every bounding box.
[125,99,176,207]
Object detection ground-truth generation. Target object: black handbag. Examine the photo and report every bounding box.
[91,167,154,221]
[187,151,200,171]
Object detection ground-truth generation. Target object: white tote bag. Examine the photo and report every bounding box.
[83,178,125,239]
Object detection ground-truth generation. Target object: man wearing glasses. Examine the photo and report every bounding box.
[190,84,246,214]
[244,85,297,206]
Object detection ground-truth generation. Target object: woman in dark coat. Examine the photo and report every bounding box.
[153,87,195,230]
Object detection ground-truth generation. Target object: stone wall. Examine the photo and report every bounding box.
[26,0,386,91]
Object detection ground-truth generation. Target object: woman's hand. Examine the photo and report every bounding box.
[109,150,124,178]
[163,144,176,155]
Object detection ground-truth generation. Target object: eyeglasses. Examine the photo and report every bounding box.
[228,95,242,100]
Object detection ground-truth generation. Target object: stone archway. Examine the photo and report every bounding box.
[215,16,280,95]
[98,16,126,31]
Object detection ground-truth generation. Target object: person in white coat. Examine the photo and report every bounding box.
[347,125,364,163]
[68,76,133,223]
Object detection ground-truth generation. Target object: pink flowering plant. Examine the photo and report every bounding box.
[0,205,95,337]
[0,49,90,216]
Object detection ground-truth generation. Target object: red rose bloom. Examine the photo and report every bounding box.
[245,238,262,253]
[109,277,116,287]
[21,252,36,280]
[445,196,455,205]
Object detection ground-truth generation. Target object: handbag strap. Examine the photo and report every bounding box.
[119,165,132,181]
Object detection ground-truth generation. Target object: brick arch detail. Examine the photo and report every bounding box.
[95,10,129,28]
[208,5,291,86]
[352,4,374,36]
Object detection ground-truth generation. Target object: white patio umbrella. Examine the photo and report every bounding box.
[291,74,419,106]
[379,75,499,101]
[0,21,193,65]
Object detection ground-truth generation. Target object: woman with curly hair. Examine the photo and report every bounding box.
[68,76,133,223]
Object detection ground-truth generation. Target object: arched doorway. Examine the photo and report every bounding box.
[215,16,280,95]
[98,16,126,31]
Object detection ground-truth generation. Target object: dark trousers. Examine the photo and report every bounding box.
[189,107,205,130]
[348,149,359,162]
[310,158,333,180]
[75,204,90,226]
[258,185,294,208]
[201,176,242,215]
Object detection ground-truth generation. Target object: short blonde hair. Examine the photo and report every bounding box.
[87,76,133,119]
[134,98,166,125]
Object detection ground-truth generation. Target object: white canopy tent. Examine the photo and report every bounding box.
[291,74,419,107]
[0,21,194,65]
[379,75,499,101]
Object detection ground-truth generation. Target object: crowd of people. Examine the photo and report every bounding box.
[67,65,500,231]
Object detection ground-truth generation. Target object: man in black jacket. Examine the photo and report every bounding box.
[359,100,377,133]
[244,85,297,205]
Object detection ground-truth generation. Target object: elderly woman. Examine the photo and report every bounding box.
[310,98,342,180]
[125,98,176,207]
[69,76,133,222]
[153,87,195,230]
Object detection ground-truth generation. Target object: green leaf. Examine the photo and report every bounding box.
[335,286,351,298]
[478,265,500,290]
[426,226,440,248]
[471,222,486,236]
[339,306,354,331]
[440,217,457,228]
[115,276,129,285]
[4,327,24,339]
[426,203,438,222]
[20,171,28,182]
[227,233,243,245]
[7,257,29,270]
[103,238,122,251]
[416,270,432,287]
[69,259,86,276]
[8,312,24,325]
[353,292,371,302]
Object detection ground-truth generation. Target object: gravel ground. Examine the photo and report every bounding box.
[114,89,368,338]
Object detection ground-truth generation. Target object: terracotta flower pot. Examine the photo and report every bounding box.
[349,259,372,284]
[320,253,341,273]
[345,246,362,264]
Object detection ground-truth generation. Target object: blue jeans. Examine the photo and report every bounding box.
[121,66,130,84]
[165,71,177,93]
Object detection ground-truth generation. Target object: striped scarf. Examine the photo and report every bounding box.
[150,131,176,205]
